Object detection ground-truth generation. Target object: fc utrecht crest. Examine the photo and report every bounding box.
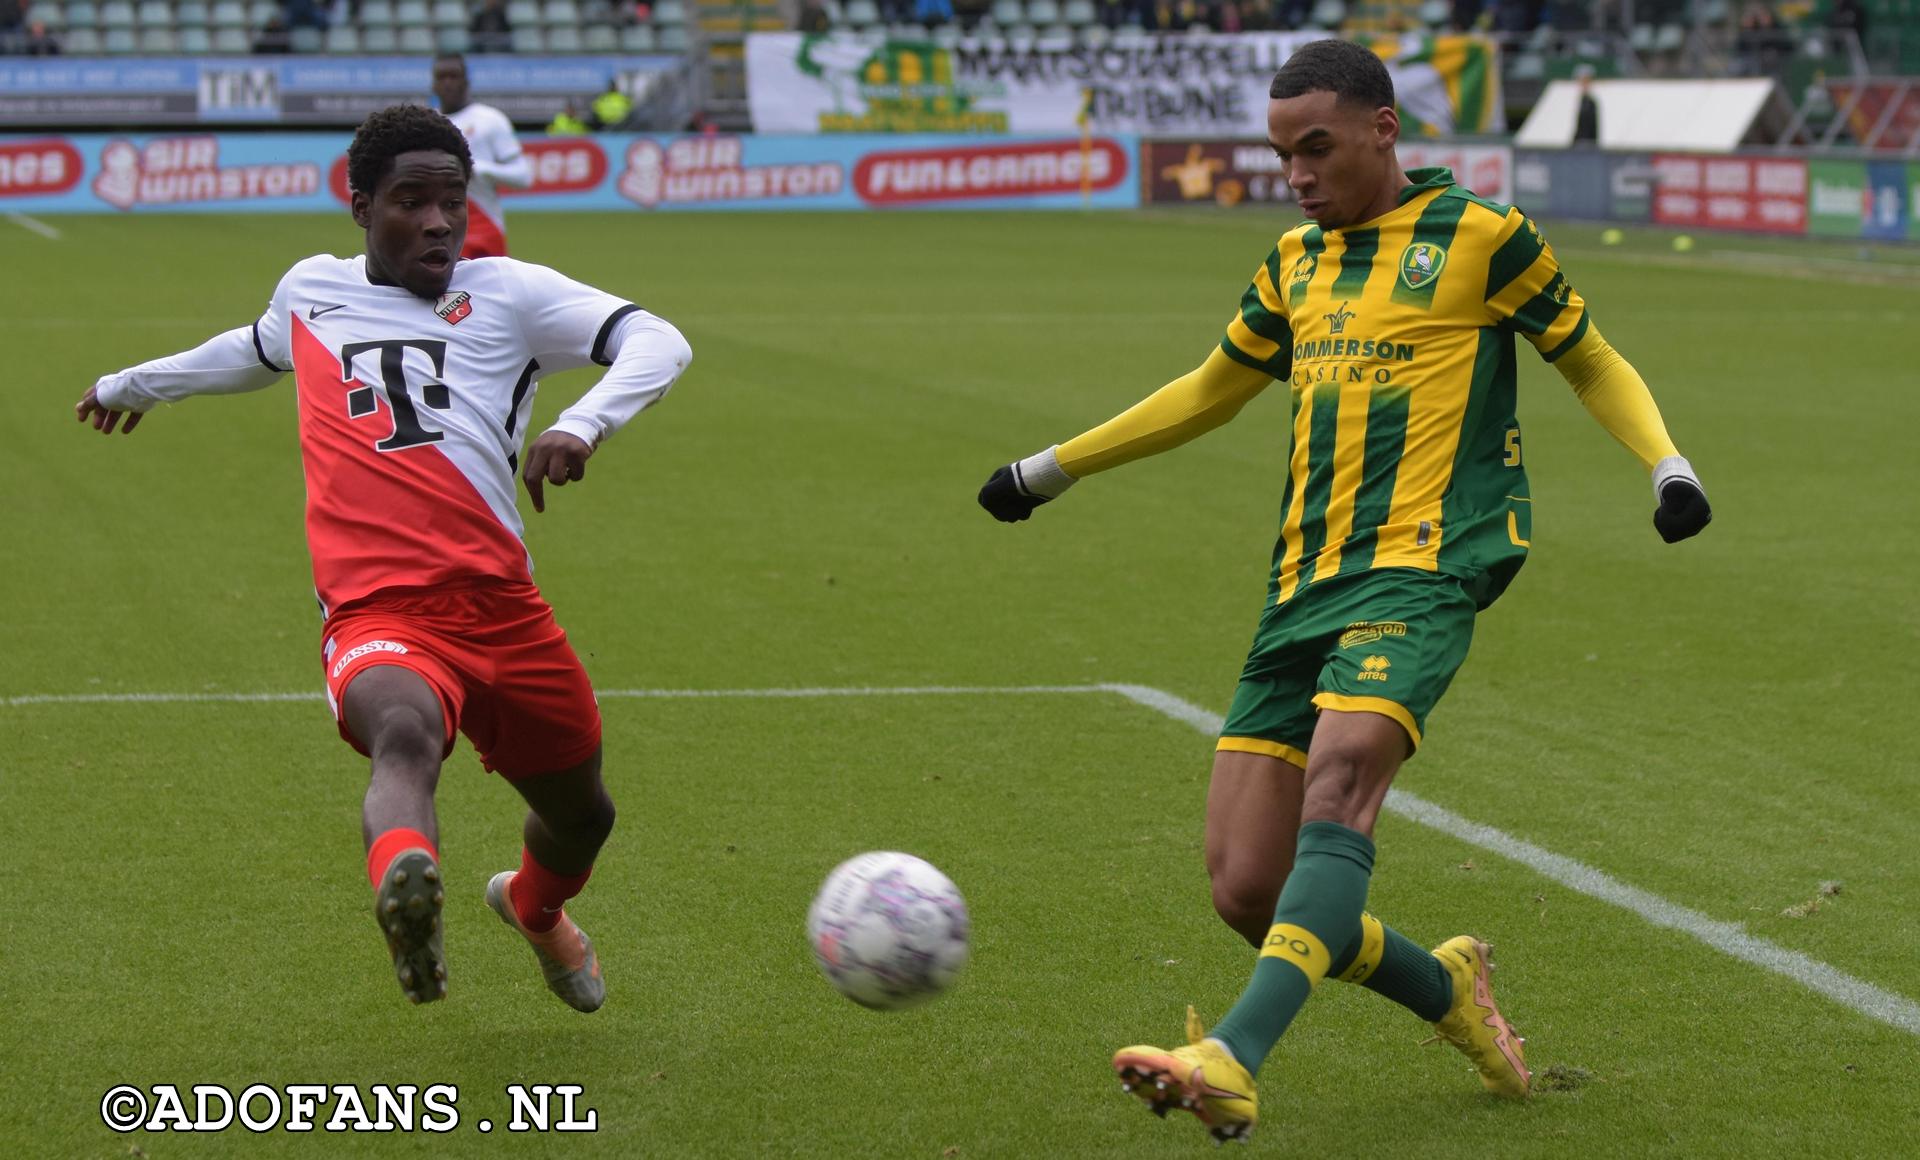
[1398,243,1447,291]
[435,291,473,325]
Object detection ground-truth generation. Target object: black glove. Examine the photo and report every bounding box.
[977,464,1050,523]
[1652,457,1711,543]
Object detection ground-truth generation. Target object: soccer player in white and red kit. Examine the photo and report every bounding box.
[75,106,692,1012]
[433,53,530,259]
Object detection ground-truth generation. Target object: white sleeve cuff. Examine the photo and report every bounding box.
[93,372,149,413]
[1652,455,1702,500]
[543,416,604,449]
[1012,446,1076,500]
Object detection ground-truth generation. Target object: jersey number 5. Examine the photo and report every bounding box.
[341,339,452,452]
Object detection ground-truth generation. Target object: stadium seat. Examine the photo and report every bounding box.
[97,1,134,27]
[1628,22,1654,50]
[102,25,136,49]
[395,0,431,26]
[430,0,465,25]
[290,24,321,50]
[324,24,360,50]
[1077,21,1106,45]
[656,23,690,49]
[932,21,960,45]
[25,1,63,29]
[1005,23,1034,48]
[1508,51,1543,79]
[208,0,244,26]
[583,23,616,49]
[1026,0,1057,22]
[505,0,539,26]
[1308,0,1344,27]
[510,25,545,50]
[360,0,396,26]
[64,25,102,50]
[399,25,435,50]
[815,0,843,24]
[135,0,169,25]
[989,0,1022,23]
[541,0,580,24]
[1653,23,1685,52]
[1111,22,1148,46]
[176,1,210,26]
[547,25,582,50]
[137,26,175,49]
[244,0,276,25]
[653,0,687,23]
[362,25,398,50]
[177,25,213,50]
[843,0,878,24]
[436,25,471,50]
[210,25,248,50]
[1062,0,1093,23]
[1419,0,1447,24]
[617,23,653,49]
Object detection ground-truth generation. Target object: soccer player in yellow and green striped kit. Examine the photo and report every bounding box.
[978,39,1711,1144]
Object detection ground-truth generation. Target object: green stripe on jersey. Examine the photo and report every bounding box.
[1390,194,1470,310]
[1290,229,1327,311]
[1505,270,1572,336]
[1331,228,1380,299]
[1483,220,1543,302]
[1290,383,1343,588]
[1336,385,1413,576]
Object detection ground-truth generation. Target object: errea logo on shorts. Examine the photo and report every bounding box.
[331,640,410,679]
[1358,655,1391,681]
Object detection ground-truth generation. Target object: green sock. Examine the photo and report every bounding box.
[1327,913,1454,1023]
[1209,821,1375,1073]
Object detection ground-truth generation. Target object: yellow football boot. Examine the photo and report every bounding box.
[1112,1006,1258,1144]
[1429,936,1531,1098]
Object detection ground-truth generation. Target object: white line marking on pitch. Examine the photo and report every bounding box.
[8,680,1917,1037]
[5,212,62,240]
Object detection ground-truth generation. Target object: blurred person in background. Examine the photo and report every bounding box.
[25,17,62,53]
[547,100,592,135]
[798,0,831,31]
[1573,63,1599,143]
[433,53,532,257]
[0,0,23,54]
[589,80,634,131]
[471,0,512,53]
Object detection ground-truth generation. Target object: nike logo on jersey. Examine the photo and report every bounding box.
[308,303,348,319]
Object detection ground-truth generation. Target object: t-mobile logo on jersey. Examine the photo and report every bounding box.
[339,339,452,453]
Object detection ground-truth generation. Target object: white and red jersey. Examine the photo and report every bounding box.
[445,102,528,257]
[96,254,691,617]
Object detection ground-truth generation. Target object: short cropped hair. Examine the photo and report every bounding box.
[346,104,473,197]
[1270,39,1396,110]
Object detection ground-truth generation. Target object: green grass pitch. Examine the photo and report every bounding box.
[3,209,1917,1157]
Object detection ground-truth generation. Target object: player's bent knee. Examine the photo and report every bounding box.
[1210,873,1280,944]
[361,702,445,769]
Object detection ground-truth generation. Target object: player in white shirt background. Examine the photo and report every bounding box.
[74,104,693,1013]
[433,53,532,258]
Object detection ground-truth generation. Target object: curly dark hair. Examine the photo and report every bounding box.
[346,103,473,197]
[1270,39,1395,110]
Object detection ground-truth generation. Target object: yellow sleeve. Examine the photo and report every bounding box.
[1553,325,1680,470]
[1056,346,1274,478]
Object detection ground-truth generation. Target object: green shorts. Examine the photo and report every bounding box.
[1217,568,1477,765]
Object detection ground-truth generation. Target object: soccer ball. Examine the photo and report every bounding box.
[806,851,970,1010]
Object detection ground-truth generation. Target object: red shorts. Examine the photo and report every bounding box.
[320,580,601,779]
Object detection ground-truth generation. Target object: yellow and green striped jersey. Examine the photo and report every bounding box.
[1223,167,1589,609]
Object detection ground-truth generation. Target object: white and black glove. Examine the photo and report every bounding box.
[1652,455,1712,543]
[978,447,1076,523]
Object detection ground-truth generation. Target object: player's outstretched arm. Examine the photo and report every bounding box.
[522,310,692,513]
[1551,327,1711,543]
[978,346,1272,523]
[73,324,287,438]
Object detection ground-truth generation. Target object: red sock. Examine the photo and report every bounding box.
[367,828,438,890]
[512,847,592,933]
